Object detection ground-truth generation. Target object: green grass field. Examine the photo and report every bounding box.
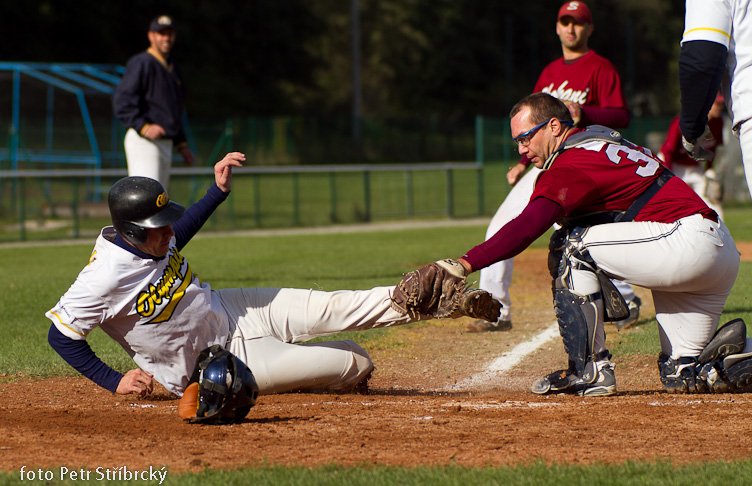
[1,207,752,485]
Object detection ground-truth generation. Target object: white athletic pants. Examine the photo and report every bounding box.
[738,120,752,200]
[568,214,739,359]
[124,128,173,190]
[480,166,635,322]
[216,286,416,395]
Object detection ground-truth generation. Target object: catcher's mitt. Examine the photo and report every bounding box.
[391,259,501,322]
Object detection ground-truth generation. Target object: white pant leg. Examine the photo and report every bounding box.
[229,336,374,395]
[124,128,173,190]
[217,286,417,394]
[479,167,540,321]
[580,215,739,358]
[738,120,752,200]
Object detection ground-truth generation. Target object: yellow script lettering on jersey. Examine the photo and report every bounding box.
[136,249,193,323]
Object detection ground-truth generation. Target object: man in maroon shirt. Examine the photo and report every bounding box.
[474,0,637,333]
[427,93,744,396]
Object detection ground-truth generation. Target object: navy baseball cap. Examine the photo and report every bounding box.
[149,15,175,33]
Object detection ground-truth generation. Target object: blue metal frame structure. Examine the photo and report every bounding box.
[0,62,128,202]
[0,62,126,172]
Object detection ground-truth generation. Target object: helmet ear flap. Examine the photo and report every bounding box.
[115,221,147,245]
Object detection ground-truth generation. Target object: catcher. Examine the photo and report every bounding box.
[46,152,501,416]
[403,93,748,397]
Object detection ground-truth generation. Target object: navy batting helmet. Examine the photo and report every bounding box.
[186,345,259,424]
[107,176,185,245]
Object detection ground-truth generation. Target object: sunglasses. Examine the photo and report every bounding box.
[512,118,573,146]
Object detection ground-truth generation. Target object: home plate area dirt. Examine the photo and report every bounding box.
[3,248,752,473]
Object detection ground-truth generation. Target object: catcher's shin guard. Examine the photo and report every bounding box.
[553,287,607,383]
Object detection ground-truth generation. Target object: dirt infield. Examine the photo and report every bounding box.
[3,247,752,473]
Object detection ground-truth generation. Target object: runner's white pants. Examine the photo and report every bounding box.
[480,166,635,323]
[124,128,173,190]
[567,214,739,359]
[216,286,416,395]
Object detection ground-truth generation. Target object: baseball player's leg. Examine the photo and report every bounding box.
[532,232,614,396]
[582,216,738,296]
[475,167,541,331]
[738,120,752,199]
[217,286,416,345]
[653,289,736,393]
[228,336,373,395]
[581,216,739,391]
[123,128,173,190]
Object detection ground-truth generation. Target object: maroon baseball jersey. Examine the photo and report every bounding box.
[518,49,629,167]
[532,131,715,224]
[535,50,628,113]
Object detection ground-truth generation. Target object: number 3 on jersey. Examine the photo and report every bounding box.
[605,144,660,178]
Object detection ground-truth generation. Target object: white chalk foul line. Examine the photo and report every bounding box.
[447,322,560,391]
[486,322,560,372]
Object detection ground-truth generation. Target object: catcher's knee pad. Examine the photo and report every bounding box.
[553,288,608,383]
[658,354,708,394]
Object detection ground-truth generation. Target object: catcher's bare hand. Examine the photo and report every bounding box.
[116,369,154,397]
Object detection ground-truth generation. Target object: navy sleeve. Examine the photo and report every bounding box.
[48,325,123,393]
[679,40,728,142]
[113,55,147,132]
[173,184,229,249]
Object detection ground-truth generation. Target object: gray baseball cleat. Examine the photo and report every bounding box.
[531,364,616,397]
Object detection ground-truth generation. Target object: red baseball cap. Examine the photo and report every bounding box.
[558,1,592,25]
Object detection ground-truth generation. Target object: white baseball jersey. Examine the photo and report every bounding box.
[46,227,229,395]
[683,0,752,128]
